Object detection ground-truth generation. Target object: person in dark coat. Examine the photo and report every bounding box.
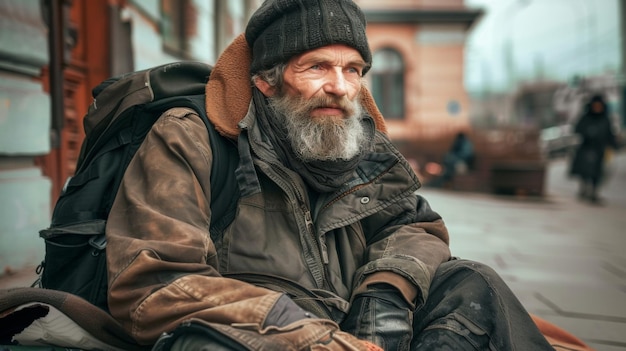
[441,132,474,182]
[569,94,618,203]
[428,131,475,188]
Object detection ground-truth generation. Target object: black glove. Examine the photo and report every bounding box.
[341,283,414,351]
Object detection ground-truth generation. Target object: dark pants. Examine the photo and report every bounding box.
[166,259,554,350]
[412,259,553,350]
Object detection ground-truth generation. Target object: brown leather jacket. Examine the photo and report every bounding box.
[105,35,450,347]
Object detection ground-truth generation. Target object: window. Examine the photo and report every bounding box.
[161,0,196,58]
[161,0,261,61]
[216,0,246,54]
[370,48,405,119]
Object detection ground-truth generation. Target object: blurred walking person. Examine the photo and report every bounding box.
[569,94,618,203]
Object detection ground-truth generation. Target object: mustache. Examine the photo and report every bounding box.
[274,93,359,118]
[268,90,367,161]
[307,95,357,116]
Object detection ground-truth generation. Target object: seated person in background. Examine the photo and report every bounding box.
[430,131,475,187]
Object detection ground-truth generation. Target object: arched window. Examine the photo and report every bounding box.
[370,48,405,119]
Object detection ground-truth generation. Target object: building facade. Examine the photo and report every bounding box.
[1,0,57,275]
[0,0,479,274]
[358,0,481,143]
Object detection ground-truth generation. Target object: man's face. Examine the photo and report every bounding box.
[281,44,366,116]
[265,44,369,161]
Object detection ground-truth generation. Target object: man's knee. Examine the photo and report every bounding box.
[429,259,512,319]
[438,259,502,285]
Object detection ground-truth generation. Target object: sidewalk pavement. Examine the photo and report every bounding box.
[1,153,625,350]
[419,152,626,351]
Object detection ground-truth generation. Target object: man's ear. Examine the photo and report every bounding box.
[253,77,276,97]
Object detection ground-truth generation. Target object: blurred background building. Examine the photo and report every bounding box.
[0,0,266,276]
[0,0,624,277]
[465,0,624,158]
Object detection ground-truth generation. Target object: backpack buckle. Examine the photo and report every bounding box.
[88,234,107,251]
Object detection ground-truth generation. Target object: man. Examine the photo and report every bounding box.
[105,0,554,349]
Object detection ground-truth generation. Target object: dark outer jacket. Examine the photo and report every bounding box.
[570,109,617,181]
[105,34,450,346]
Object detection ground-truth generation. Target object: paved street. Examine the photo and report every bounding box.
[1,152,625,350]
[419,151,626,351]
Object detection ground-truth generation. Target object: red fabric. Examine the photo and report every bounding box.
[361,341,384,351]
[532,314,596,351]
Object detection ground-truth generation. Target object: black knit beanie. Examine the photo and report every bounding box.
[245,0,372,75]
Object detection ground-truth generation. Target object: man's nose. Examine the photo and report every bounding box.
[323,68,348,97]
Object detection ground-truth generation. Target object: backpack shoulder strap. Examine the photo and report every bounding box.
[148,94,240,236]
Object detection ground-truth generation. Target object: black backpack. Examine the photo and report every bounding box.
[37,62,240,311]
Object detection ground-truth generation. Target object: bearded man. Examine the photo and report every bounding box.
[104,0,555,350]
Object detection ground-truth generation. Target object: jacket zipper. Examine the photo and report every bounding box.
[305,209,328,265]
[248,139,327,288]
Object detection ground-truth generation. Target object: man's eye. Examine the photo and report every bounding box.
[347,67,362,75]
[310,65,322,70]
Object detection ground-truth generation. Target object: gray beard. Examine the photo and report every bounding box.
[268,93,366,161]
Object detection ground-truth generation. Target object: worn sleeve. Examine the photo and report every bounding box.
[105,109,281,345]
[352,136,451,306]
